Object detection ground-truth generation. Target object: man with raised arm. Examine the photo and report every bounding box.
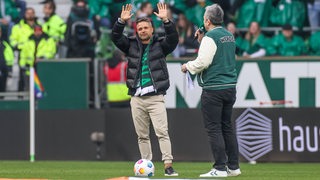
[111,3,179,176]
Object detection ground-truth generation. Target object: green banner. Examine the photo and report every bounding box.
[166,58,320,108]
[0,59,89,110]
[0,58,318,110]
[37,59,89,109]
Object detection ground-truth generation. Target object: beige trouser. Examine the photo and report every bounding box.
[130,95,173,164]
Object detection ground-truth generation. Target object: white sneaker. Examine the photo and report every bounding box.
[199,168,227,178]
[227,168,241,176]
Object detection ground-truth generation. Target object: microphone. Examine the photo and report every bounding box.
[193,25,205,41]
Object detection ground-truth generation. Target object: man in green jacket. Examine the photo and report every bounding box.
[308,30,320,55]
[181,4,240,178]
[232,0,272,28]
[268,24,307,56]
[87,0,111,27]
[270,0,307,28]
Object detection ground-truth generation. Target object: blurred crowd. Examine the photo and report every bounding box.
[0,0,319,103]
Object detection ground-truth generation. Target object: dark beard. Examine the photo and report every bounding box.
[25,17,35,22]
[139,35,151,41]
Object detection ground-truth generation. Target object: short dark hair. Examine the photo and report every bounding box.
[136,17,153,27]
[46,1,56,13]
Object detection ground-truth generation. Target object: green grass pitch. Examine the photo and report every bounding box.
[0,161,319,180]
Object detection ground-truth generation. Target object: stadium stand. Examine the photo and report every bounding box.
[0,0,319,107]
[28,0,72,21]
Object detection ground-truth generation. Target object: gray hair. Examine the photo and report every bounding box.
[204,4,224,25]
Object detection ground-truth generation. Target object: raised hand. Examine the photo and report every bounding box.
[154,3,168,22]
[120,4,133,22]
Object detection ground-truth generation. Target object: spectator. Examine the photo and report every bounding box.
[270,0,306,29]
[268,24,307,56]
[137,2,163,30]
[308,30,320,55]
[242,21,268,58]
[226,21,245,56]
[41,0,67,44]
[307,0,320,33]
[0,28,14,93]
[131,1,154,34]
[65,0,95,58]
[172,13,199,58]
[87,0,112,39]
[19,25,56,91]
[231,0,273,28]
[103,49,130,108]
[9,7,40,92]
[14,0,27,22]
[169,0,188,15]
[10,7,40,50]
[0,0,21,41]
[109,0,127,26]
[183,0,207,26]
[136,1,154,18]
[88,0,111,28]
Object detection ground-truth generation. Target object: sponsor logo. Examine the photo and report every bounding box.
[235,108,273,161]
[279,117,319,152]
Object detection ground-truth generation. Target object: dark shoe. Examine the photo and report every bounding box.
[164,166,179,176]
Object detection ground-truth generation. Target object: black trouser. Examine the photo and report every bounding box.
[18,68,29,92]
[0,67,8,92]
[201,87,239,171]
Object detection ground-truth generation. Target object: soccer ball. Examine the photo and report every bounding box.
[133,159,155,177]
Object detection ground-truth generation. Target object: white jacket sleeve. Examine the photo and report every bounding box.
[186,36,217,75]
[249,48,266,58]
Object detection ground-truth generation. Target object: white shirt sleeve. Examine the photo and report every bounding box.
[186,36,217,75]
[249,48,266,58]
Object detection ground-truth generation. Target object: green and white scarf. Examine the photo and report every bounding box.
[134,38,155,96]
